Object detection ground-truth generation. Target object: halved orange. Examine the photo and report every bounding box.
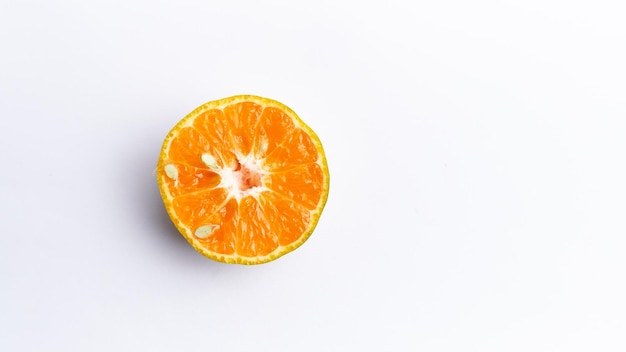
[156,95,330,264]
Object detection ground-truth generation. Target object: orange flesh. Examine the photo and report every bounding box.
[158,99,326,262]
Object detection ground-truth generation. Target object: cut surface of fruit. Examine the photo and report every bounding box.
[156,95,329,264]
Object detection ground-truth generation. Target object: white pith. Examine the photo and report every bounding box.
[215,154,267,201]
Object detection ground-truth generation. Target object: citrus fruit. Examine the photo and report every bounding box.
[156,95,330,264]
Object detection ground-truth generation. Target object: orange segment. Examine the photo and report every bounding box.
[191,108,238,168]
[160,163,221,198]
[170,188,229,230]
[236,196,277,257]
[263,163,324,209]
[263,128,320,170]
[166,127,208,167]
[223,101,264,156]
[257,191,312,246]
[156,95,329,264]
[195,198,239,255]
[253,106,297,158]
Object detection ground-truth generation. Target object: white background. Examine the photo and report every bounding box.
[1,1,625,351]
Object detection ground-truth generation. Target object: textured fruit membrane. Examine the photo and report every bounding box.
[161,101,324,258]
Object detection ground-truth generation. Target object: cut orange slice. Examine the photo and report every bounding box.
[156,95,330,264]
